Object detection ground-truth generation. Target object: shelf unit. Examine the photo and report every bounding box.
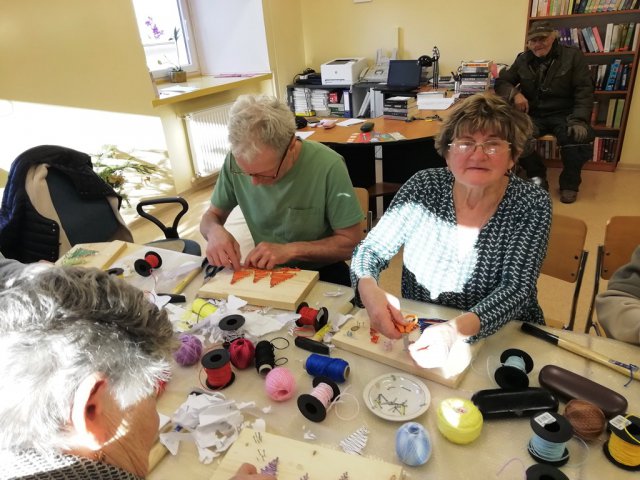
[286,84,360,118]
[527,1,640,171]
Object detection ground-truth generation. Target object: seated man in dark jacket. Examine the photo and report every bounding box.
[495,21,595,204]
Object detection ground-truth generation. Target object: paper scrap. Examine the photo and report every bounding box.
[337,118,365,127]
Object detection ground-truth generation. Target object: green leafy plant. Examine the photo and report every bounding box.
[157,26,183,72]
[92,145,159,206]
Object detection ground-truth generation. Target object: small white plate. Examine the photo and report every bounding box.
[363,372,431,421]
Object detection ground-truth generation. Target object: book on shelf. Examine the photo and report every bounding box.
[605,98,617,127]
[613,98,625,128]
[604,23,614,52]
[605,59,622,91]
[383,96,417,108]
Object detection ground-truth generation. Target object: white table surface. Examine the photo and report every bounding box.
[150,295,640,480]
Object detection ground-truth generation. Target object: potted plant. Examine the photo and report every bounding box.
[167,26,186,83]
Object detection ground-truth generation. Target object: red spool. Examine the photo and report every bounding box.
[201,348,235,389]
[134,251,163,277]
[296,302,328,331]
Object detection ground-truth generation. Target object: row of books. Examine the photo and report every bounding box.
[588,59,631,90]
[382,96,418,120]
[593,97,626,127]
[532,0,639,16]
[533,135,618,163]
[557,23,638,54]
[289,87,352,117]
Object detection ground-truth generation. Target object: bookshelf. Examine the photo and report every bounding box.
[286,84,359,118]
[527,0,640,171]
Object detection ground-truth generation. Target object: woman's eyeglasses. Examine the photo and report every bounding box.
[231,136,294,179]
[448,140,511,156]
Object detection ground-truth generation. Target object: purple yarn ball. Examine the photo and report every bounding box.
[173,334,203,366]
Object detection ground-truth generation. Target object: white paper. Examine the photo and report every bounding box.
[337,118,365,127]
[295,131,315,140]
[417,98,455,110]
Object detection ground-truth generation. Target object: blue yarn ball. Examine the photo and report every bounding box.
[396,422,432,466]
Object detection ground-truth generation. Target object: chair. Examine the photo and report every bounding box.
[0,145,200,263]
[353,187,372,240]
[539,214,589,331]
[585,216,640,335]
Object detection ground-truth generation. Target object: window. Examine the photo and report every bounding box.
[131,0,199,77]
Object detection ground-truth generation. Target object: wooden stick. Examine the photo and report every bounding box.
[521,323,639,381]
[172,264,203,294]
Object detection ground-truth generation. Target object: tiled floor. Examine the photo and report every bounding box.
[129,166,640,334]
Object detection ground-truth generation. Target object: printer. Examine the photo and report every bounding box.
[320,58,367,85]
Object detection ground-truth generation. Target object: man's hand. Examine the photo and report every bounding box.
[229,463,276,479]
[244,242,291,270]
[567,121,589,143]
[204,225,242,271]
[513,92,529,113]
[358,278,407,340]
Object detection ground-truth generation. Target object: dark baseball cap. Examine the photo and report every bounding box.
[527,21,555,41]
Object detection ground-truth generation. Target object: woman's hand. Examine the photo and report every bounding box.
[358,277,407,339]
[229,462,276,479]
[408,321,458,369]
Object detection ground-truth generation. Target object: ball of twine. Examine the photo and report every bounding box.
[228,338,255,369]
[173,334,203,366]
[563,399,606,441]
[265,367,296,401]
[396,422,432,466]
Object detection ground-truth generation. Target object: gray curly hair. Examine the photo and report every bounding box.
[228,94,296,163]
[0,262,174,452]
[435,92,533,159]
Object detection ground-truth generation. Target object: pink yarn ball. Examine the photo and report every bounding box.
[173,334,203,366]
[265,367,296,401]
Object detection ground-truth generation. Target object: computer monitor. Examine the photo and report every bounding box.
[386,60,422,91]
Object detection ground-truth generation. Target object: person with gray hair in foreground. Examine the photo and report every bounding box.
[200,94,363,286]
[0,259,274,479]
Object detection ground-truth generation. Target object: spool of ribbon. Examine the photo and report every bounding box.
[525,464,569,480]
[395,422,432,466]
[219,314,246,346]
[436,398,483,444]
[201,348,235,390]
[297,376,340,422]
[304,354,350,383]
[528,411,573,467]
[255,340,276,376]
[134,251,162,277]
[494,348,534,390]
[296,302,329,331]
[191,298,218,319]
[603,414,640,471]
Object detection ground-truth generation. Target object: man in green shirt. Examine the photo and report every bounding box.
[200,95,363,286]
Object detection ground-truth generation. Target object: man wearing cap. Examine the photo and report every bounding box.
[495,21,595,204]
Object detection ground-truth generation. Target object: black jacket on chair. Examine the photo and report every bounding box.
[0,145,132,263]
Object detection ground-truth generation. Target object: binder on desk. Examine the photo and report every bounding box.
[343,90,352,118]
[357,91,372,117]
[370,88,384,117]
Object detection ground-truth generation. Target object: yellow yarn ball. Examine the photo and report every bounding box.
[437,398,483,444]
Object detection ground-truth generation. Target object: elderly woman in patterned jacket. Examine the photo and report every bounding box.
[350,93,552,369]
[0,259,274,480]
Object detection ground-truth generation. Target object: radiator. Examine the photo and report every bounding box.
[184,103,233,177]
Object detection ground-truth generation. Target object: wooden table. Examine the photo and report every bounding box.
[150,295,640,480]
[299,112,449,216]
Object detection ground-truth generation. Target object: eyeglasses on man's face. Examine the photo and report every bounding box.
[448,139,511,156]
[230,136,294,179]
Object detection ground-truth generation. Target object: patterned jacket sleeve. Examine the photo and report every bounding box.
[468,191,552,340]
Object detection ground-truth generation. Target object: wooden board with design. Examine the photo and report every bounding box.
[333,308,483,388]
[198,268,319,311]
[56,241,128,269]
[209,428,402,480]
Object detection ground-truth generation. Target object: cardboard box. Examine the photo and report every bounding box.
[321,58,367,85]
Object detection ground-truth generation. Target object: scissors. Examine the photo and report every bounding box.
[201,258,224,284]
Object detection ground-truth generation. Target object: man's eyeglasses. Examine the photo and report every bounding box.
[230,136,294,179]
[448,140,511,156]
